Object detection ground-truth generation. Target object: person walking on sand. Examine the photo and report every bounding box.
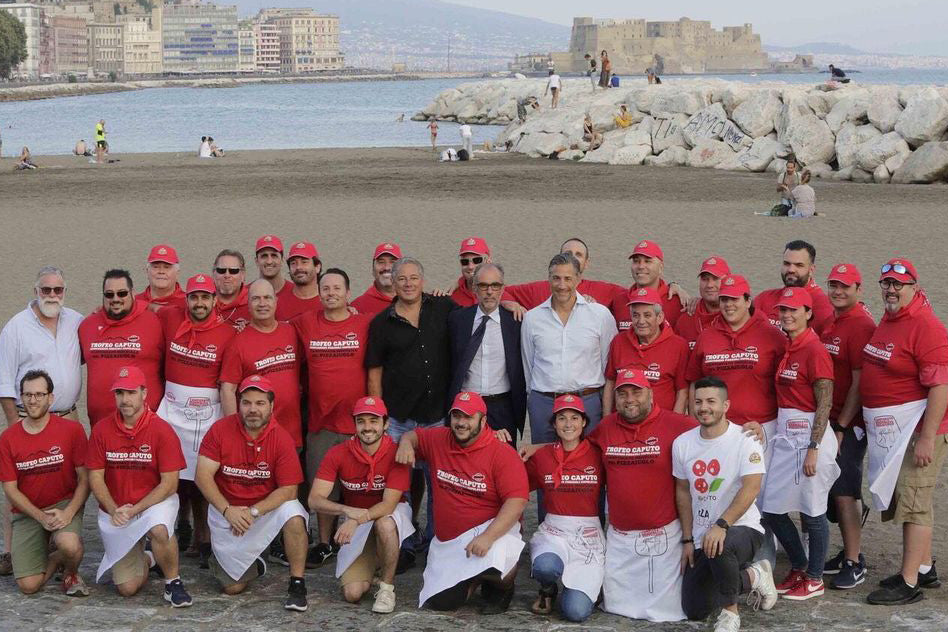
[95,119,107,164]
[545,69,562,109]
[427,118,439,150]
[459,124,473,158]
[599,51,611,89]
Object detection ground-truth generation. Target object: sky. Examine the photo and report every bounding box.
[446,0,948,56]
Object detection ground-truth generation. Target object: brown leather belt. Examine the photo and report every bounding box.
[536,387,602,398]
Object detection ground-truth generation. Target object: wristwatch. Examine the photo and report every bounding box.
[250,507,260,518]
[807,440,819,450]
[715,518,730,530]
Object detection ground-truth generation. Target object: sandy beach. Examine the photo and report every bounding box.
[2,147,948,630]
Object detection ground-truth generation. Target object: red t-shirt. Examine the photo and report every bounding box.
[79,303,165,425]
[821,303,876,425]
[588,407,696,531]
[0,415,87,513]
[450,277,478,308]
[316,435,411,509]
[676,301,719,350]
[136,285,187,312]
[198,414,302,507]
[861,292,948,433]
[776,327,835,412]
[416,425,529,541]
[350,284,395,317]
[610,279,684,331]
[216,286,252,330]
[293,311,371,434]
[525,440,603,517]
[753,279,834,336]
[686,312,788,424]
[220,323,303,447]
[159,307,236,388]
[275,283,322,322]
[605,324,690,411]
[506,279,625,310]
[86,409,185,508]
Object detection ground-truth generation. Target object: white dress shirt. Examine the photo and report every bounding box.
[462,307,510,396]
[521,294,618,393]
[0,302,83,411]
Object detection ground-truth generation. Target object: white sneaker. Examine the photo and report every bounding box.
[747,559,778,611]
[372,581,396,614]
[714,608,741,632]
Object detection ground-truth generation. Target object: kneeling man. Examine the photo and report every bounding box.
[309,396,414,613]
[195,375,309,611]
[396,391,528,613]
[86,366,191,606]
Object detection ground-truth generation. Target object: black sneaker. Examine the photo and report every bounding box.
[163,579,193,608]
[832,558,867,589]
[867,576,923,605]
[395,549,416,575]
[268,540,290,567]
[284,578,308,612]
[880,560,940,589]
[253,557,267,579]
[823,550,846,575]
[305,542,334,569]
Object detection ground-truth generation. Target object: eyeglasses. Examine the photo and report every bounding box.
[38,286,65,296]
[103,290,130,299]
[476,282,504,292]
[879,279,915,290]
[215,267,242,275]
[22,392,49,400]
[460,257,484,266]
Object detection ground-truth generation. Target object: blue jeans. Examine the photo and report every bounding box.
[763,512,828,580]
[532,552,595,622]
[387,416,442,553]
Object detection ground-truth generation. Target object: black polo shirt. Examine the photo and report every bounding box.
[365,294,457,423]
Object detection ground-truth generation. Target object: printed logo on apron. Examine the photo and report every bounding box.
[873,415,901,455]
[184,397,214,452]
[785,418,810,485]
[635,528,669,594]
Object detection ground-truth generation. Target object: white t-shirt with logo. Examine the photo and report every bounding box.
[672,422,766,548]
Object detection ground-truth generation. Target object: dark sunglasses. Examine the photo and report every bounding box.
[39,286,65,296]
[103,290,130,299]
[460,256,484,266]
[215,267,242,275]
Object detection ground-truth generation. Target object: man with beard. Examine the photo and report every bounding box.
[450,237,495,307]
[0,266,83,576]
[87,366,191,606]
[213,249,251,329]
[196,375,309,611]
[395,391,528,613]
[78,269,165,426]
[136,245,186,312]
[275,241,322,321]
[609,239,686,332]
[255,234,289,295]
[351,242,402,317]
[753,240,833,335]
[676,257,731,350]
[310,396,414,613]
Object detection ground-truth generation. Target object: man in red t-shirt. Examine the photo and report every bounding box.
[609,239,687,332]
[861,259,948,606]
[752,240,833,336]
[86,366,191,606]
[0,370,89,595]
[676,256,731,349]
[255,234,289,295]
[351,242,402,317]
[196,375,309,611]
[276,241,322,321]
[310,396,413,613]
[604,287,690,414]
[212,249,251,329]
[221,279,303,448]
[136,244,186,313]
[395,391,528,613]
[450,237,493,307]
[78,268,165,426]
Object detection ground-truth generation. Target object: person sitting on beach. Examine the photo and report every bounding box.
[582,115,603,151]
[614,105,634,128]
[773,157,802,215]
[517,97,539,124]
[16,147,37,170]
[74,140,91,157]
[199,137,211,158]
[789,170,816,218]
[208,138,225,158]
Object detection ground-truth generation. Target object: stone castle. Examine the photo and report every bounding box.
[550,17,770,75]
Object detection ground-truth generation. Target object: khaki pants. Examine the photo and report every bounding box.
[10,499,82,578]
[883,434,948,527]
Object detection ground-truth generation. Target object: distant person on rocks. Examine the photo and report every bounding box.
[74,139,91,157]
[209,137,224,157]
[16,147,36,170]
[615,104,634,128]
[585,53,597,91]
[545,69,562,109]
[610,74,620,88]
[829,64,847,79]
[95,119,107,164]
[599,51,611,88]
[427,118,439,149]
[646,68,655,84]
[517,96,539,124]
[582,114,603,150]
[199,137,211,158]
[459,124,473,157]
[789,170,816,218]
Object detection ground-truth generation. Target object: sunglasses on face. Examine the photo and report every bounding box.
[460,257,484,266]
[215,267,242,275]
[103,290,130,299]
[38,286,65,296]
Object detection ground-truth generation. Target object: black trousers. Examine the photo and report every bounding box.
[484,393,518,446]
[682,526,763,620]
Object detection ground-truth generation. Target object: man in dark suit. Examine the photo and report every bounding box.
[448,263,526,445]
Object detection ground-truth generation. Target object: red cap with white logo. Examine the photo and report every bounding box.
[373,242,403,260]
[718,275,751,299]
[459,237,490,256]
[626,286,662,306]
[450,391,487,416]
[238,374,274,395]
[287,241,319,260]
[614,368,650,390]
[698,256,730,278]
[629,239,664,261]
[827,263,862,286]
[775,287,813,309]
[147,244,179,264]
[552,394,586,414]
[185,274,216,295]
[352,396,388,417]
[255,234,284,254]
[880,258,918,283]
[111,366,147,391]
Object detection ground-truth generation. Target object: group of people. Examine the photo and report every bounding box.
[198,136,225,158]
[0,234,946,630]
[770,156,816,218]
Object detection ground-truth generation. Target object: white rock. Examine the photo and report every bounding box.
[855,132,912,171]
[894,87,948,147]
[650,112,689,153]
[588,103,619,133]
[767,158,786,173]
[851,168,874,183]
[884,152,907,174]
[734,136,786,172]
[732,90,781,136]
[715,147,751,170]
[581,138,622,164]
[687,138,736,168]
[626,88,658,114]
[892,141,948,183]
[805,91,834,119]
[513,73,527,80]
[644,146,689,167]
[557,149,586,161]
[681,103,730,147]
[516,132,569,157]
[609,144,652,165]
[873,164,891,183]
[867,90,903,134]
[807,162,834,179]
[835,123,882,169]
[832,166,855,181]
[651,89,705,116]
[623,128,652,147]
[714,85,750,116]
[785,114,836,166]
[775,92,815,144]
[825,95,870,133]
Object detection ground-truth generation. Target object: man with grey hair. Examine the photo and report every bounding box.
[366,256,458,572]
[0,265,84,576]
[137,245,185,312]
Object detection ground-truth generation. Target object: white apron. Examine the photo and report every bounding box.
[335,502,415,578]
[530,513,605,602]
[208,500,308,581]
[157,381,222,480]
[864,399,927,511]
[761,408,840,515]
[603,520,685,623]
[418,520,524,608]
[96,495,179,581]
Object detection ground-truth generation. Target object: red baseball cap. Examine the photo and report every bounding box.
[185,273,216,295]
[552,394,585,414]
[238,374,274,395]
[698,256,730,278]
[255,234,284,254]
[459,237,490,256]
[147,244,179,265]
[718,275,751,299]
[880,258,918,283]
[827,263,862,286]
[449,391,487,416]
[352,395,388,417]
[373,242,403,260]
[775,287,813,309]
[630,239,664,261]
[614,368,650,390]
[287,241,319,261]
[111,366,147,391]
[626,286,662,306]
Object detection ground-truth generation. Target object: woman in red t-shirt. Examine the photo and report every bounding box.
[759,288,838,602]
[524,395,604,622]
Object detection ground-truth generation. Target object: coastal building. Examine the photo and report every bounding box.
[238,25,255,72]
[162,0,238,74]
[254,8,343,73]
[252,21,280,72]
[1,3,44,78]
[120,9,162,75]
[48,13,89,75]
[87,21,123,74]
[508,53,553,73]
[550,16,769,74]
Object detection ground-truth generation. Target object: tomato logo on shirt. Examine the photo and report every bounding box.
[694,478,708,493]
[707,459,720,476]
[693,460,707,476]
[49,445,62,455]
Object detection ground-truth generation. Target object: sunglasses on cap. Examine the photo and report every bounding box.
[103,290,130,299]
[215,267,242,275]
[881,263,912,277]
[460,256,484,266]
[38,286,65,296]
